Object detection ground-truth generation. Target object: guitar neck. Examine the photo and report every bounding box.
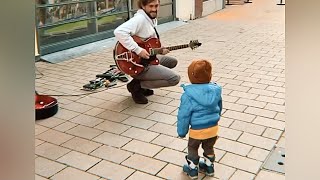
[151,44,190,56]
[166,44,190,51]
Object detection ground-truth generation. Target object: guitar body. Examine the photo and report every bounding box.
[114,36,161,76]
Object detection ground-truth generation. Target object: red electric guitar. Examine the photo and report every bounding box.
[113,36,201,76]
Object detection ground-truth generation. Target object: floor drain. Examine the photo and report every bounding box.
[262,146,285,174]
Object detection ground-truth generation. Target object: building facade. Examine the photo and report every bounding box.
[35,0,224,56]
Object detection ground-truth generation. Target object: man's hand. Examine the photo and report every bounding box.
[161,48,170,55]
[138,49,150,59]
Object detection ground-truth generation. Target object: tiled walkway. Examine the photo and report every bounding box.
[35,0,285,179]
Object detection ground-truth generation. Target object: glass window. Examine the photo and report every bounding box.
[36,2,91,26]
[98,12,129,32]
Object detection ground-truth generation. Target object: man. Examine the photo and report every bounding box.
[114,0,181,104]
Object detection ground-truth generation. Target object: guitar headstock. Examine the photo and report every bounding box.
[189,40,202,50]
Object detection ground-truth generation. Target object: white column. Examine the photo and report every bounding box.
[175,0,195,21]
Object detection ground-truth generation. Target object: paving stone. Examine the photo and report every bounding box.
[255,170,285,180]
[157,163,205,180]
[229,170,256,180]
[238,133,277,150]
[122,107,154,118]
[36,129,74,145]
[149,123,178,137]
[51,167,100,180]
[94,120,130,134]
[36,117,65,128]
[265,103,285,113]
[122,140,163,157]
[63,102,93,113]
[61,137,101,154]
[248,147,270,162]
[218,126,243,140]
[98,101,130,112]
[222,101,248,112]
[122,127,159,142]
[245,107,277,119]
[67,125,103,140]
[155,148,186,166]
[122,154,167,175]
[35,125,49,136]
[236,98,267,108]
[35,157,66,178]
[152,134,187,151]
[88,160,135,180]
[35,142,71,160]
[215,138,252,156]
[147,112,177,125]
[53,121,78,132]
[127,171,164,180]
[96,110,130,122]
[146,103,177,114]
[220,153,262,174]
[223,110,256,123]
[262,128,283,140]
[230,91,259,100]
[57,151,101,171]
[253,117,285,130]
[256,95,285,105]
[69,114,104,127]
[93,132,132,148]
[122,116,157,129]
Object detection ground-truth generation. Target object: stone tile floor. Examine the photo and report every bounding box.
[35,0,285,179]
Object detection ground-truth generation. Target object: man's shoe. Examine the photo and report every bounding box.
[127,79,140,93]
[142,88,154,96]
[127,79,148,104]
[131,90,148,104]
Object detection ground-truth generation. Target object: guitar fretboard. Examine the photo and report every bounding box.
[166,44,189,51]
[151,44,190,55]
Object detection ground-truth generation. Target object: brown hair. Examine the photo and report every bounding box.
[137,0,160,9]
[188,60,212,84]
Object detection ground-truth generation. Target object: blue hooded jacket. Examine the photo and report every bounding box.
[177,82,222,137]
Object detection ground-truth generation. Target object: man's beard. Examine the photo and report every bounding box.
[146,11,157,19]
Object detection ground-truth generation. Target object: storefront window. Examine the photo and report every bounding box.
[36,0,174,55]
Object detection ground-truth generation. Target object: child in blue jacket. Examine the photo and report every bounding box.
[177,60,222,179]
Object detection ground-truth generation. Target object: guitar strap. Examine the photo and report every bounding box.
[154,27,160,39]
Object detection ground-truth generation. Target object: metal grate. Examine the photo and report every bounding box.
[262,146,285,174]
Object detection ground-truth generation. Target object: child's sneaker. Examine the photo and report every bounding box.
[183,156,199,179]
[199,154,215,176]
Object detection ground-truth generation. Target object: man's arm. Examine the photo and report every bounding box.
[114,16,144,55]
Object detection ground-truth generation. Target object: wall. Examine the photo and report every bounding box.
[202,0,224,16]
[175,0,224,21]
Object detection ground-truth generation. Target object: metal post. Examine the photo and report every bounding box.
[128,0,133,18]
[277,0,285,5]
[245,0,252,3]
[173,0,177,21]
[226,0,231,5]
[87,1,98,34]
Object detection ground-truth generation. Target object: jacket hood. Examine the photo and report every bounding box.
[182,83,221,107]
[135,9,158,27]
